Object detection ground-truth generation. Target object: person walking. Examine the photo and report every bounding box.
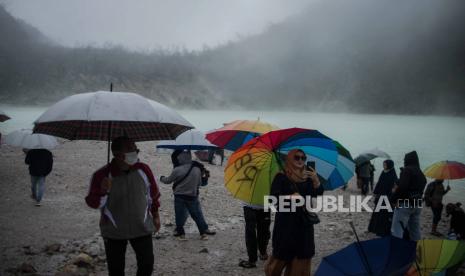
[85,136,161,276]
[424,179,450,236]
[390,151,426,241]
[25,148,53,206]
[265,149,323,276]
[160,150,216,240]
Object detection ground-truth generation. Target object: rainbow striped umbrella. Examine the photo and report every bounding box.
[424,161,465,180]
[224,128,351,205]
[206,119,279,151]
[406,239,465,276]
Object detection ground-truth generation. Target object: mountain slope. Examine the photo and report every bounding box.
[1,1,464,115]
[0,4,225,108]
[198,0,465,114]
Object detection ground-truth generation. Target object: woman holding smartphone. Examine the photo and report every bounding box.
[265,149,324,276]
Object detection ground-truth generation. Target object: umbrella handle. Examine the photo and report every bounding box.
[349,222,373,276]
[107,84,113,168]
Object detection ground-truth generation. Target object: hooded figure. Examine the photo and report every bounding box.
[392,151,426,203]
[170,149,183,168]
[160,150,216,239]
[161,151,202,197]
[368,159,397,236]
[373,159,397,197]
[391,151,427,241]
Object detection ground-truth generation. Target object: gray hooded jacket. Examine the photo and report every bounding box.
[160,151,202,197]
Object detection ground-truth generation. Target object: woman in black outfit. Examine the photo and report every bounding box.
[368,159,397,236]
[265,149,323,276]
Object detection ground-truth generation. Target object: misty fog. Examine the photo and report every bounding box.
[0,0,464,115]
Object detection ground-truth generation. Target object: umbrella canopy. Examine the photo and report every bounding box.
[0,110,11,122]
[224,128,350,205]
[423,161,465,180]
[315,236,416,276]
[354,148,391,165]
[206,119,279,151]
[156,129,217,150]
[324,141,355,190]
[406,239,465,276]
[33,91,193,141]
[3,129,58,149]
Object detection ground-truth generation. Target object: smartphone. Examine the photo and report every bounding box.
[306,161,316,170]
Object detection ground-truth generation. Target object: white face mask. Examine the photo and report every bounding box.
[124,151,139,166]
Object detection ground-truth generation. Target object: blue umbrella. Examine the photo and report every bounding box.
[323,141,355,190]
[316,235,416,275]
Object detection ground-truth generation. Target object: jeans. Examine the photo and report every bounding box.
[174,195,209,235]
[391,204,422,241]
[103,234,154,276]
[31,176,45,202]
[244,206,271,263]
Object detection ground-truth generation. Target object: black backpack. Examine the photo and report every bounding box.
[173,161,210,191]
[193,161,210,186]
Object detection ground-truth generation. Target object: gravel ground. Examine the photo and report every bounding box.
[0,140,462,275]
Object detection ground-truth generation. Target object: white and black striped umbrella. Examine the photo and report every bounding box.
[33,91,193,142]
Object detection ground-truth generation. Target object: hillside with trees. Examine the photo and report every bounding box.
[1,0,464,115]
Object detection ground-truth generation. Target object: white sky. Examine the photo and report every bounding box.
[2,0,310,50]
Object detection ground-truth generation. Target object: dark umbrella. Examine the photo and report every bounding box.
[316,226,416,275]
[0,110,11,122]
[354,148,391,165]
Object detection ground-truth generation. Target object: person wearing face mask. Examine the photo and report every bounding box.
[85,136,161,276]
[265,149,323,276]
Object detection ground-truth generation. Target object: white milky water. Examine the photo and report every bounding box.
[1,105,464,202]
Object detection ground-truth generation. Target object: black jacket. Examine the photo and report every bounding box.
[25,149,53,176]
[270,173,324,260]
[392,151,426,202]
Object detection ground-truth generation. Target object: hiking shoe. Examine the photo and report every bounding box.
[200,234,209,240]
[173,230,184,237]
[204,229,216,235]
[239,260,256,268]
[176,235,187,241]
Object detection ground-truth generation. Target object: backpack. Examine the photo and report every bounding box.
[172,161,210,191]
[193,161,210,186]
[423,182,435,207]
